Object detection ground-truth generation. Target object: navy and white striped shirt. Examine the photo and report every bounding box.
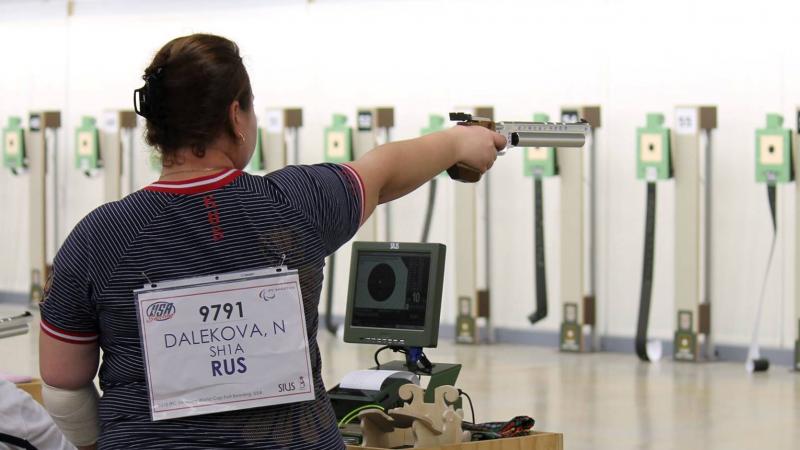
[40,164,364,449]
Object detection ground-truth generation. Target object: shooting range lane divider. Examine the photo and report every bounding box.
[748,113,793,373]
[524,113,556,325]
[77,111,138,202]
[634,113,671,362]
[794,107,800,372]
[18,112,61,305]
[355,107,394,242]
[98,111,138,201]
[420,114,446,243]
[452,107,494,345]
[263,108,303,173]
[323,113,354,335]
[556,106,601,353]
[673,106,717,362]
[556,105,602,351]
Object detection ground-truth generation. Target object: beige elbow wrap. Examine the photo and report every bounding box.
[41,382,100,447]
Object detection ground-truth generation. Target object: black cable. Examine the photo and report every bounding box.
[420,178,437,243]
[528,176,548,324]
[458,389,476,424]
[373,346,412,369]
[374,346,434,374]
[748,184,777,373]
[324,254,337,334]
[418,351,432,372]
[407,350,433,374]
[373,345,391,369]
[767,184,776,232]
[635,182,657,362]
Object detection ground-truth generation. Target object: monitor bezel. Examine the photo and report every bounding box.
[343,241,446,349]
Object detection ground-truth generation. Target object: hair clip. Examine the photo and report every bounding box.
[145,66,164,83]
[133,66,164,121]
[133,85,150,119]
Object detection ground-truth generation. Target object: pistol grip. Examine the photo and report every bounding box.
[447,120,494,183]
[447,163,483,183]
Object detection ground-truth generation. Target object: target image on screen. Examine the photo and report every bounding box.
[351,252,431,330]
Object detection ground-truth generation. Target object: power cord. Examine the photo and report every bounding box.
[374,345,404,369]
[458,389,476,424]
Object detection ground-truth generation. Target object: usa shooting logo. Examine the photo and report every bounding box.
[146,302,176,322]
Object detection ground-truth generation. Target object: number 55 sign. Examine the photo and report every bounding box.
[135,269,315,421]
[675,108,698,135]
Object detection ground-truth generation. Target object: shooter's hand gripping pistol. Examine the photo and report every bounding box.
[447,112,591,182]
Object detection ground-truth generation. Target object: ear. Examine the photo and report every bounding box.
[228,100,241,135]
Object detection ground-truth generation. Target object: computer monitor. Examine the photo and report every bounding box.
[343,242,446,349]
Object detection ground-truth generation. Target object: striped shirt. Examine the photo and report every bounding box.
[40,164,364,449]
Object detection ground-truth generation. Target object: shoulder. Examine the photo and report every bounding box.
[264,163,361,198]
[265,163,353,182]
[60,190,171,261]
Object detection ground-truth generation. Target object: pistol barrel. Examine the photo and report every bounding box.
[497,121,589,149]
[512,131,586,148]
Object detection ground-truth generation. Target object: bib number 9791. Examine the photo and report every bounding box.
[200,302,243,322]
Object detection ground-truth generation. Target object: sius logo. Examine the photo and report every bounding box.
[389,242,400,250]
[146,302,176,322]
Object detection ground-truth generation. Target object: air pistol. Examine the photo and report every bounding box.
[0,311,33,339]
[448,112,590,182]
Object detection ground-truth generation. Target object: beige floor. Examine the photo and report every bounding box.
[319,332,800,450]
[3,306,798,450]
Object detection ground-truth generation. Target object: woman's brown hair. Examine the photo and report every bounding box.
[138,33,253,165]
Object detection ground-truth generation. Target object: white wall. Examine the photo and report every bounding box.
[1,0,798,350]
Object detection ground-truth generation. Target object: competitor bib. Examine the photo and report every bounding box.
[135,267,315,421]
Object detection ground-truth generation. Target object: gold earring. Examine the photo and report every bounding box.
[238,132,245,143]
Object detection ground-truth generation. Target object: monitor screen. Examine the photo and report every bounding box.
[343,242,445,348]
[351,251,431,330]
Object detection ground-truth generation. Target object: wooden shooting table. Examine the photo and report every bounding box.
[347,431,563,450]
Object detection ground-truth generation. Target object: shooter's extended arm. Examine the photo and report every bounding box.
[448,112,590,182]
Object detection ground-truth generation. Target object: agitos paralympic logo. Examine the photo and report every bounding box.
[259,288,276,302]
[146,302,176,322]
